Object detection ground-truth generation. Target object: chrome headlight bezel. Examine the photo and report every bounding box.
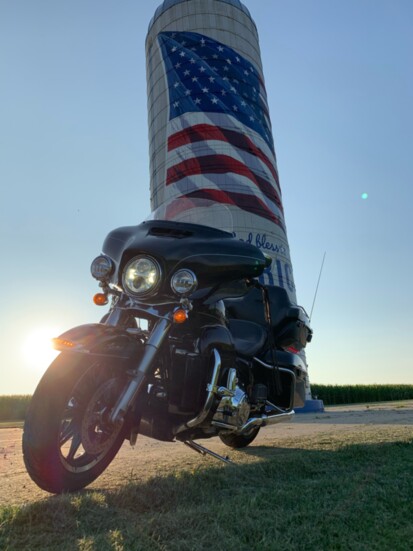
[90,255,114,280]
[170,269,198,296]
[122,255,162,297]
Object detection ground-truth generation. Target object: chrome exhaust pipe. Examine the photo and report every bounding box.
[237,410,295,435]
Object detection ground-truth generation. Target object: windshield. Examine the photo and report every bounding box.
[148,198,234,234]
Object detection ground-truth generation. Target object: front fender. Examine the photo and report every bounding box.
[52,323,143,360]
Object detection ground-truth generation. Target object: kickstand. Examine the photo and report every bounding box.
[183,439,233,464]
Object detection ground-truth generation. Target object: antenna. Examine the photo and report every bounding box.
[310,252,326,321]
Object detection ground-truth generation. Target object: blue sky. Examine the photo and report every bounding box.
[1,0,412,394]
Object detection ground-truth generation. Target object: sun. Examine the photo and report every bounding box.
[21,327,61,374]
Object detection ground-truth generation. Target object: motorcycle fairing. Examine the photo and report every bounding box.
[52,324,144,360]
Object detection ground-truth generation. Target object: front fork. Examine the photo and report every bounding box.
[107,311,172,425]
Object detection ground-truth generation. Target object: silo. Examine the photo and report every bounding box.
[146,0,297,303]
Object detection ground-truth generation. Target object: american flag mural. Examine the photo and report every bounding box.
[158,31,285,233]
[146,1,297,298]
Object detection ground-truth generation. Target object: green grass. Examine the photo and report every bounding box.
[1,427,413,550]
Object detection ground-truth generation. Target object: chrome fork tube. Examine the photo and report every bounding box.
[110,317,171,425]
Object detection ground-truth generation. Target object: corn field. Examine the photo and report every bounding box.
[311,384,413,406]
[0,395,31,422]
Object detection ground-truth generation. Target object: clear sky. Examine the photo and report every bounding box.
[1,0,412,395]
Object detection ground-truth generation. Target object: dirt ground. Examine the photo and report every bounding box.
[1,401,413,507]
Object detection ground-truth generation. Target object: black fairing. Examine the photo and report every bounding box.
[102,220,267,301]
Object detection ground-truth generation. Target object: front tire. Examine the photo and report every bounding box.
[23,353,128,494]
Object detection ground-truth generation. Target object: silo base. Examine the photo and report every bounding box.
[295,399,325,414]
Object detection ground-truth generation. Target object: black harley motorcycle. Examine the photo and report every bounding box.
[22,206,312,494]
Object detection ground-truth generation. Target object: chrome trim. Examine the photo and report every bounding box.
[237,410,294,434]
[212,410,295,434]
[175,348,222,434]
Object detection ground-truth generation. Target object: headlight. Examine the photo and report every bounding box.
[122,256,161,296]
[171,269,198,295]
[90,255,114,280]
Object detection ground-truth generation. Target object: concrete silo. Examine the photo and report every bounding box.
[146,0,298,303]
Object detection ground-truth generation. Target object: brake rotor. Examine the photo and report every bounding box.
[81,378,124,455]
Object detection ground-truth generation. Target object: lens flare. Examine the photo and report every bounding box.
[361,193,369,200]
[21,327,61,373]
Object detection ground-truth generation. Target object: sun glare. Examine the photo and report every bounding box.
[21,327,61,373]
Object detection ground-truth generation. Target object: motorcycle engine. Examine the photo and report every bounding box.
[212,368,251,429]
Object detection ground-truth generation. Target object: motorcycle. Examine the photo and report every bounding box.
[22,203,312,494]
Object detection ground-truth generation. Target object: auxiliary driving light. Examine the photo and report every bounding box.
[171,269,198,296]
[90,255,114,280]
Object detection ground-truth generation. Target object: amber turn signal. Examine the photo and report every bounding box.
[52,338,75,350]
[173,309,188,324]
[93,293,108,306]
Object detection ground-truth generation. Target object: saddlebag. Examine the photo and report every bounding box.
[224,286,312,352]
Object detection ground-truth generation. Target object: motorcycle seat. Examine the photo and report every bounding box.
[228,319,267,357]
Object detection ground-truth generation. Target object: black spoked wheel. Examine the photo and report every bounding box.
[219,427,260,449]
[23,353,128,494]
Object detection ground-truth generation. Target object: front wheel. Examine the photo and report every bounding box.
[23,353,128,494]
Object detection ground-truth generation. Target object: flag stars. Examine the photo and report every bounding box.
[226,59,232,65]
[208,76,215,83]
[221,89,227,96]
[183,70,191,76]
[232,105,238,111]
[194,98,201,104]
[211,97,219,104]
[192,76,198,82]
[175,62,181,69]
[241,100,247,107]
[173,82,180,88]
[218,46,224,52]
[212,54,218,59]
[185,89,192,96]
[190,58,196,64]
[173,101,180,108]
[230,86,237,93]
[235,56,240,62]
[202,87,209,93]
[199,66,206,73]
[179,51,186,57]
[171,46,178,52]
[223,66,229,71]
[200,38,206,46]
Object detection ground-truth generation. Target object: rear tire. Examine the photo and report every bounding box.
[23,353,128,494]
[219,427,260,448]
